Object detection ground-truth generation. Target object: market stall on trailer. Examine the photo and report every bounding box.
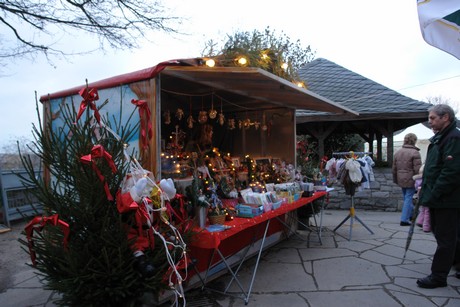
[39,58,357,304]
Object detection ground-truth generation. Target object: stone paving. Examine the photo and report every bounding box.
[1,209,460,306]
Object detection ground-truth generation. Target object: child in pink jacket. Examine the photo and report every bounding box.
[414,164,431,232]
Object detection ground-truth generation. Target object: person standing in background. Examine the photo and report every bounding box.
[414,164,431,232]
[417,104,460,289]
[393,133,422,226]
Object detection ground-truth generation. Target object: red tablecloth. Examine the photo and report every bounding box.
[188,192,326,272]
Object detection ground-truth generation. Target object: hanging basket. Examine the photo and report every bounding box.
[208,214,226,225]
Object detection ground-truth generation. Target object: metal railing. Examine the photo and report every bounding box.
[0,169,43,228]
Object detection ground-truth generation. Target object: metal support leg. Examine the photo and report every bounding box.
[276,213,322,245]
[199,219,272,304]
[333,196,373,240]
[244,219,271,304]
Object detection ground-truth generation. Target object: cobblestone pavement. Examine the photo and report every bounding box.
[1,209,460,306]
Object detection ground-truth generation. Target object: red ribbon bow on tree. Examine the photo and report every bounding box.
[76,86,101,124]
[24,214,70,266]
[165,195,193,233]
[131,99,153,150]
[80,145,117,201]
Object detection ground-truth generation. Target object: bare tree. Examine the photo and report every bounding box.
[426,95,459,114]
[0,0,182,67]
[0,136,40,170]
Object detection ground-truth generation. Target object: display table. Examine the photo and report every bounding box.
[187,191,327,304]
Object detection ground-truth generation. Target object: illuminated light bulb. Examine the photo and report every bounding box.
[205,59,215,67]
[281,62,288,70]
[237,57,247,66]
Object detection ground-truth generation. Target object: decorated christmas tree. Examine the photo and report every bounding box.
[18,86,191,306]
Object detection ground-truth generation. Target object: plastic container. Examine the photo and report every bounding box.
[235,204,264,218]
[272,200,283,210]
[263,203,273,212]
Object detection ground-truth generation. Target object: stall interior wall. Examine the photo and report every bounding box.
[159,88,296,164]
[232,109,295,163]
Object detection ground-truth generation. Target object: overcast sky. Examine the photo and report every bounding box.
[1,0,459,148]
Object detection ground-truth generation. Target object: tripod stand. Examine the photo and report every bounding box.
[333,195,374,241]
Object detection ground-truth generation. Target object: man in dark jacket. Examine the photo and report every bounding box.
[417,104,460,289]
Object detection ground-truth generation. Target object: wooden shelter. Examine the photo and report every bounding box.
[296,58,432,164]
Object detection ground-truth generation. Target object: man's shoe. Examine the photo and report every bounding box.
[456,271,460,279]
[416,276,447,288]
[400,221,411,226]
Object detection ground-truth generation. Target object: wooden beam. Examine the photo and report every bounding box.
[387,121,395,166]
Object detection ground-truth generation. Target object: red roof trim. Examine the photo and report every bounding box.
[39,59,202,102]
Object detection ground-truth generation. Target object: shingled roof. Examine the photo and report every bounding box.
[296,58,431,129]
[295,58,433,163]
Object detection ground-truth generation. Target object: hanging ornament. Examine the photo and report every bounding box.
[209,95,217,119]
[187,115,195,129]
[218,112,225,126]
[175,108,184,120]
[198,110,208,124]
[254,121,260,130]
[243,118,251,129]
[228,118,236,130]
[238,120,243,129]
[209,109,217,119]
[218,98,225,126]
[164,110,171,125]
[198,97,208,124]
[187,97,194,129]
[261,112,268,131]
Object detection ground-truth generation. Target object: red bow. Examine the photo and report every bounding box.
[76,87,101,124]
[165,195,193,233]
[131,99,153,150]
[81,145,117,200]
[24,214,70,266]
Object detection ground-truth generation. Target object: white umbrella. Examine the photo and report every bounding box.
[417,0,460,60]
